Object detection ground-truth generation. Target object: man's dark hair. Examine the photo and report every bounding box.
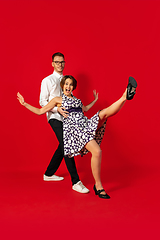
[60,75,77,91]
[52,52,64,62]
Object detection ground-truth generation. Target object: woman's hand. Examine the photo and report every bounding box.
[57,107,69,118]
[93,90,98,102]
[17,92,25,105]
[82,90,99,112]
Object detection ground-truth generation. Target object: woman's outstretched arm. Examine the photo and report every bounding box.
[17,92,62,115]
[82,90,98,112]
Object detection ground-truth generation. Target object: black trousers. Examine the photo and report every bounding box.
[45,119,80,185]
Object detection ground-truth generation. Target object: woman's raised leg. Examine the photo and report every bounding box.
[99,89,127,122]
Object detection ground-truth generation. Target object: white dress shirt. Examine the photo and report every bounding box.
[39,71,63,122]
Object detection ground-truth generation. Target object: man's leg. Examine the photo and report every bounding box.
[48,119,80,184]
[44,119,64,179]
[48,119,89,193]
[44,144,64,176]
[64,155,80,185]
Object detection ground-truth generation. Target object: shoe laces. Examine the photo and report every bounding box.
[78,181,85,189]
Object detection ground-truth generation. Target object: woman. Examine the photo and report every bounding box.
[17,75,137,199]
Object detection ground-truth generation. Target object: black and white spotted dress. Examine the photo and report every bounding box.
[61,93,107,157]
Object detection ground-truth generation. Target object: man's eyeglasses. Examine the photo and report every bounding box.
[53,61,65,65]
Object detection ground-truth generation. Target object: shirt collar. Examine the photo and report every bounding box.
[53,70,63,79]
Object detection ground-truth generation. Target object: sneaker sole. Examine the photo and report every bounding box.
[129,76,137,88]
[72,187,90,194]
[43,177,64,181]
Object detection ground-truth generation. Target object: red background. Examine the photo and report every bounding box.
[0,0,160,239]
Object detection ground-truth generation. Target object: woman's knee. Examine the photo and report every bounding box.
[99,109,108,121]
[85,140,102,157]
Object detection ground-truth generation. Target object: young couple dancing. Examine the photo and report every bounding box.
[17,52,137,199]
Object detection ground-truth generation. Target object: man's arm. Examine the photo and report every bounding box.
[82,90,98,112]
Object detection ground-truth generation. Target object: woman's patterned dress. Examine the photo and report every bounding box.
[61,93,106,157]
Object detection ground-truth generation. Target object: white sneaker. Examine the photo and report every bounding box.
[72,181,89,193]
[43,174,64,181]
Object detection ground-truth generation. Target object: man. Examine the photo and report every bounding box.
[39,52,89,193]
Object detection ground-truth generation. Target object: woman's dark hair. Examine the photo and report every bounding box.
[60,75,77,91]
